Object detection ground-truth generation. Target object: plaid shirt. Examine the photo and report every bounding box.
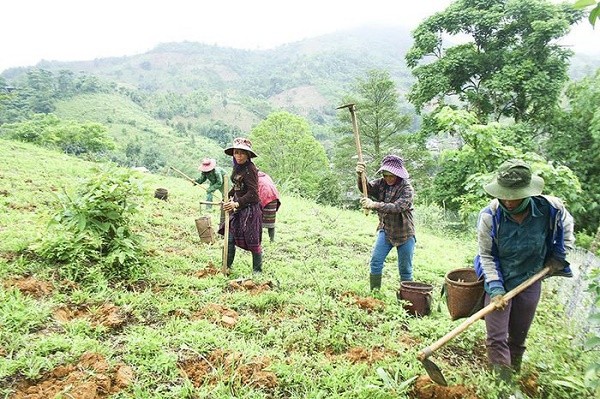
[359,176,415,246]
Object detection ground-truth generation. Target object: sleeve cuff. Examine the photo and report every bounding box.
[488,280,504,290]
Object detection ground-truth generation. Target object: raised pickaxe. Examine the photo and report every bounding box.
[337,103,369,215]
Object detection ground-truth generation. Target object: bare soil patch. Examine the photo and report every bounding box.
[341,291,386,312]
[226,278,274,294]
[410,375,478,399]
[4,276,53,298]
[197,303,240,328]
[54,303,130,329]
[178,348,277,391]
[345,345,398,365]
[9,352,133,398]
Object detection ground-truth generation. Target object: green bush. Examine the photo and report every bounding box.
[36,164,146,282]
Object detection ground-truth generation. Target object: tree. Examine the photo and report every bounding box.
[423,107,582,219]
[331,70,420,203]
[250,111,330,200]
[406,0,583,125]
[337,70,412,163]
[545,69,600,235]
[573,0,600,27]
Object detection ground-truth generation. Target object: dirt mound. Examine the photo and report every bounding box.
[5,276,53,298]
[345,346,398,365]
[197,303,240,328]
[179,349,277,390]
[9,352,133,398]
[226,278,273,294]
[411,376,478,399]
[194,262,221,277]
[341,291,386,312]
[54,303,130,329]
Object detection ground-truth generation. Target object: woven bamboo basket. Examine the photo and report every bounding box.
[195,216,215,244]
[444,268,484,320]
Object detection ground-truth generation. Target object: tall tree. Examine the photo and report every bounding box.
[250,111,330,199]
[332,70,419,202]
[337,70,412,163]
[406,0,582,125]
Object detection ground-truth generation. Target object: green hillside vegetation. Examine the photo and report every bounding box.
[0,140,597,398]
[54,93,227,178]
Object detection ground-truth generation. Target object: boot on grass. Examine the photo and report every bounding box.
[370,273,382,291]
[252,252,263,274]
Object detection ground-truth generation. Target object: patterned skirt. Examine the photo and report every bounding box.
[219,202,262,253]
[262,200,279,229]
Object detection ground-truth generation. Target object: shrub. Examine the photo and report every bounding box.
[36,164,146,282]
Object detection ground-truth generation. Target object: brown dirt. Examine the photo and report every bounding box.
[193,262,221,278]
[9,352,133,398]
[196,303,240,328]
[345,345,398,365]
[410,375,478,399]
[178,349,277,390]
[520,372,540,397]
[226,278,274,294]
[340,291,386,312]
[54,303,130,329]
[4,276,53,298]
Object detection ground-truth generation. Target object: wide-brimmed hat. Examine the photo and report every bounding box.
[484,159,544,200]
[376,155,409,179]
[198,158,216,172]
[224,137,258,158]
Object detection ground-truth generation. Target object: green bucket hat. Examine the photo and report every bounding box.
[484,160,544,200]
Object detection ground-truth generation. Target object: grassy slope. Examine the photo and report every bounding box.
[54,93,228,177]
[0,140,595,398]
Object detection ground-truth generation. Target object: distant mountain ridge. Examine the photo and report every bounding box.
[2,25,599,132]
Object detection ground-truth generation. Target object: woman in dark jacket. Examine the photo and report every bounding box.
[219,137,263,273]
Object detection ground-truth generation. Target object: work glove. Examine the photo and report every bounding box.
[489,285,508,310]
[360,197,377,209]
[546,256,569,273]
[355,162,366,175]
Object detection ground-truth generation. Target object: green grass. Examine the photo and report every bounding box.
[0,138,596,398]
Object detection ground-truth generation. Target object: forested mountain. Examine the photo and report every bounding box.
[1,26,418,130]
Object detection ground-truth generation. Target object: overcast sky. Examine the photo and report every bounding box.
[1,0,598,73]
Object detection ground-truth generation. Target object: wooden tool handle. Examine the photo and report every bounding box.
[417,266,550,360]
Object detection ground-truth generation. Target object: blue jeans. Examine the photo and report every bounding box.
[369,230,415,281]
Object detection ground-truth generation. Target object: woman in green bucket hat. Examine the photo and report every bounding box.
[474,159,575,392]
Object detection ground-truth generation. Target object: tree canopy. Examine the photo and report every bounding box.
[250,111,330,200]
[406,0,583,125]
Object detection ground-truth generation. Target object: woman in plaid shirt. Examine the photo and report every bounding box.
[356,155,416,291]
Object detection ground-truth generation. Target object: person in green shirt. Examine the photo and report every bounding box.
[475,159,574,393]
[196,158,227,209]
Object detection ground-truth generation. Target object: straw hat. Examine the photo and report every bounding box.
[224,137,258,158]
[484,159,544,200]
[199,158,216,172]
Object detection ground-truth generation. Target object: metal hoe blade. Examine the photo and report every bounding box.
[421,357,448,386]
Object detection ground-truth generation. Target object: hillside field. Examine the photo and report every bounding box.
[0,139,597,398]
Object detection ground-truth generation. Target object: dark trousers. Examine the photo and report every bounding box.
[484,280,542,366]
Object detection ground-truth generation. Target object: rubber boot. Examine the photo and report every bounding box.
[268,228,275,242]
[491,363,514,396]
[252,252,263,274]
[370,274,382,291]
[226,238,236,269]
[511,354,523,374]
